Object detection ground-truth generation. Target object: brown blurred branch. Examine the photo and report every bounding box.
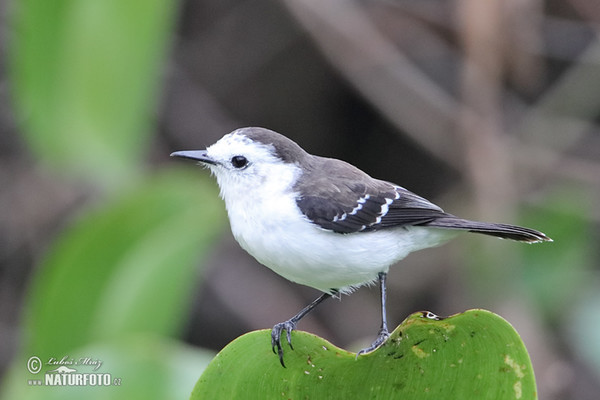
[456,0,516,219]
[512,33,600,182]
[282,0,463,167]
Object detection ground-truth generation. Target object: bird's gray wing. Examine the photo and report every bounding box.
[294,157,551,242]
[294,157,449,234]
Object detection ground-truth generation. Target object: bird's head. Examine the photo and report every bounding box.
[171,127,309,200]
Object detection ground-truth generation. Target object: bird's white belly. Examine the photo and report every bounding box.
[225,194,455,293]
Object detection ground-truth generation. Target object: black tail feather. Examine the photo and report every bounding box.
[424,217,552,243]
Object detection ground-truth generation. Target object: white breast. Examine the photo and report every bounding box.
[221,169,454,293]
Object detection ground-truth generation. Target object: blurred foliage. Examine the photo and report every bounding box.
[3,0,228,398]
[519,188,594,322]
[2,0,600,399]
[463,187,594,320]
[569,281,600,380]
[24,169,224,360]
[193,310,537,399]
[5,336,215,400]
[10,0,177,188]
[1,169,226,400]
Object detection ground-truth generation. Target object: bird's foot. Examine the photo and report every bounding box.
[356,328,390,357]
[271,319,297,367]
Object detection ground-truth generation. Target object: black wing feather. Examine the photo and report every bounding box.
[294,157,447,234]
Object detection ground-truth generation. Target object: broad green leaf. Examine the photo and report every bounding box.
[193,310,536,399]
[22,168,225,362]
[10,0,178,186]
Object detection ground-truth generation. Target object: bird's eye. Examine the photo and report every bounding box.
[231,155,248,169]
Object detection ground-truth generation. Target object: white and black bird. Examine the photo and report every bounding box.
[171,127,551,366]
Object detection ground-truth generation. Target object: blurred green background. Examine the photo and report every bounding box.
[0,0,599,399]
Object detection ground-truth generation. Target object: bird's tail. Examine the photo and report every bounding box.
[424,217,552,243]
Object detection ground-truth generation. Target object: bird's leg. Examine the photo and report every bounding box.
[357,272,390,356]
[272,291,332,367]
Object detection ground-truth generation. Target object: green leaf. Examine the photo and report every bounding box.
[22,167,225,362]
[192,310,536,399]
[9,0,177,186]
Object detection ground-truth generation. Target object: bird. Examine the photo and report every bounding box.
[171,127,551,367]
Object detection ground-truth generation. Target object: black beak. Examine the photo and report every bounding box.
[170,150,217,165]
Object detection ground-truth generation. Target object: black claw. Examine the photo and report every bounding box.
[356,329,390,357]
[269,292,332,367]
[286,327,294,350]
[271,320,297,367]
